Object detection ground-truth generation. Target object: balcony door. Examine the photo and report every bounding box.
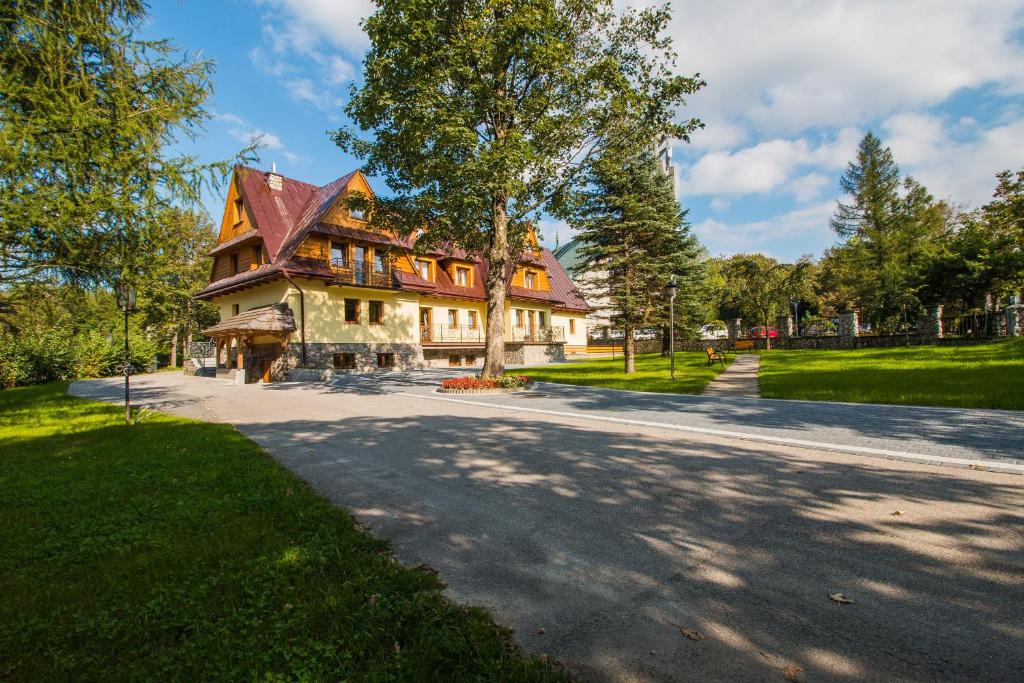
[420,307,432,342]
[330,242,346,269]
[354,246,366,284]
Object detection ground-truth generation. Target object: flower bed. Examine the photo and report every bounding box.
[438,374,532,394]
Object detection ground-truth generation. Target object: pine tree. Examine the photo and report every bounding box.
[573,141,703,374]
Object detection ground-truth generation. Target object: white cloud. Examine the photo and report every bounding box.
[537,219,575,250]
[282,150,310,165]
[693,201,836,257]
[248,46,296,77]
[647,0,1024,136]
[679,128,859,198]
[319,54,355,85]
[285,78,342,110]
[215,112,248,127]
[789,173,831,204]
[255,0,374,55]
[229,128,285,150]
[882,112,1024,205]
[709,197,731,212]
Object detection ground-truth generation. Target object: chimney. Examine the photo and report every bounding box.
[267,162,283,191]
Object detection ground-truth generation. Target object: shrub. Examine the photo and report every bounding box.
[440,374,531,390]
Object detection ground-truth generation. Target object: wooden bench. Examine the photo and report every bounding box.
[706,346,726,367]
[734,340,755,353]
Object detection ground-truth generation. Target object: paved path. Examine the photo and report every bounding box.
[702,354,760,398]
[69,374,1024,682]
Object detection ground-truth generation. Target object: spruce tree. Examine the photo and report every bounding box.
[573,140,702,374]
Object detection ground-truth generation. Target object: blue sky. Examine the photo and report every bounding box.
[149,0,1024,261]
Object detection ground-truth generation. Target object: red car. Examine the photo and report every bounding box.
[748,326,779,339]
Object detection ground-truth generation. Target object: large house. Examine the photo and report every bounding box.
[195,165,589,382]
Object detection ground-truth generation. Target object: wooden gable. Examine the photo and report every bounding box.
[217,172,255,243]
[321,172,377,228]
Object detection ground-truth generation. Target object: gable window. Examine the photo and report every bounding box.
[455,266,470,287]
[369,300,383,324]
[447,309,458,326]
[569,318,576,334]
[232,304,240,317]
[331,242,347,268]
[468,310,478,328]
[415,259,431,281]
[233,198,244,224]
[376,352,395,369]
[524,271,537,289]
[250,244,263,268]
[230,253,239,275]
[333,353,356,370]
[344,298,360,323]
[350,207,366,221]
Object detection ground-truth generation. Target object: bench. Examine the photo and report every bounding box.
[706,346,726,367]
[734,340,755,353]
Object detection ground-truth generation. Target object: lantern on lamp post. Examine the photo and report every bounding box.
[116,283,137,425]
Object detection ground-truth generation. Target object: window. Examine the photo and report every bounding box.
[374,252,386,273]
[230,253,239,275]
[333,353,356,370]
[538,311,547,328]
[351,207,366,221]
[468,310,478,328]
[251,244,263,268]
[569,318,576,334]
[376,352,395,368]
[232,304,240,317]
[448,354,461,367]
[455,266,469,287]
[331,242,347,268]
[415,259,431,281]
[465,354,476,365]
[369,300,383,324]
[513,309,524,327]
[524,271,537,289]
[344,298,360,323]
[234,198,244,223]
[448,309,458,326]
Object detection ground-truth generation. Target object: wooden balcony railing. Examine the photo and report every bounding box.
[421,324,484,344]
[330,259,396,289]
[509,326,565,342]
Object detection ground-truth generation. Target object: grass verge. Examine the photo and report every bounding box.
[758,339,1024,409]
[0,383,567,681]
[523,351,728,394]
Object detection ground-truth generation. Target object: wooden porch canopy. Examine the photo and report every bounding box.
[201,304,297,371]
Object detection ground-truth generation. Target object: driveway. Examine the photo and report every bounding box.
[70,373,1024,682]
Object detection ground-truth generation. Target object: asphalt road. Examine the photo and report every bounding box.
[70,373,1024,682]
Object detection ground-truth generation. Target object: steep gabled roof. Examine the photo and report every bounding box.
[273,171,359,261]
[235,165,317,260]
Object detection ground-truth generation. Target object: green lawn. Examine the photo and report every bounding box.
[759,339,1024,410]
[0,384,566,682]
[524,351,728,394]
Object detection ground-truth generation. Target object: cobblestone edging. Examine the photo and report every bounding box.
[436,386,533,395]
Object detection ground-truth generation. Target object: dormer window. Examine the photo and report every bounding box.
[524,270,537,289]
[233,198,244,224]
[350,207,366,221]
[415,259,431,281]
[250,244,263,269]
[455,266,470,287]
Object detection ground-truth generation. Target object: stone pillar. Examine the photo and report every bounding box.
[838,311,859,338]
[919,305,943,338]
[727,318,742,342]
[1006,305,1024,337]
[776,315,794,338]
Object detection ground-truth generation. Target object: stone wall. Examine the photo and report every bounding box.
[504,342,565,366]
[423,348,484,369]
[286,342,424,375]
[1006,305,1024,337]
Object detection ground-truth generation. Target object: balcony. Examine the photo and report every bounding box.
[329,259,396,289]
[421,324,484,345]
[509,326,565,343]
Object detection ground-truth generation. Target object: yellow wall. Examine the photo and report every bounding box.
[284,278,419,344]
[214,280,291,322]
[418,297,487,328]
[553,311,588,348]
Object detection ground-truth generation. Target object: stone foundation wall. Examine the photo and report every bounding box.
[285,342,424,376]
[423,348,484,369]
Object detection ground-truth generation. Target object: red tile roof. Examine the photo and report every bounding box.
[201,167,588,314]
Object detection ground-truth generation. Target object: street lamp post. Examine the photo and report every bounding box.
[790,299,800,337]
[668,275,678,380]
[116,283,137,425]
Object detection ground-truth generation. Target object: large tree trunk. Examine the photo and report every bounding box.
[170,330,178,367]
[482,196,510,377]
[623,323,636,374]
